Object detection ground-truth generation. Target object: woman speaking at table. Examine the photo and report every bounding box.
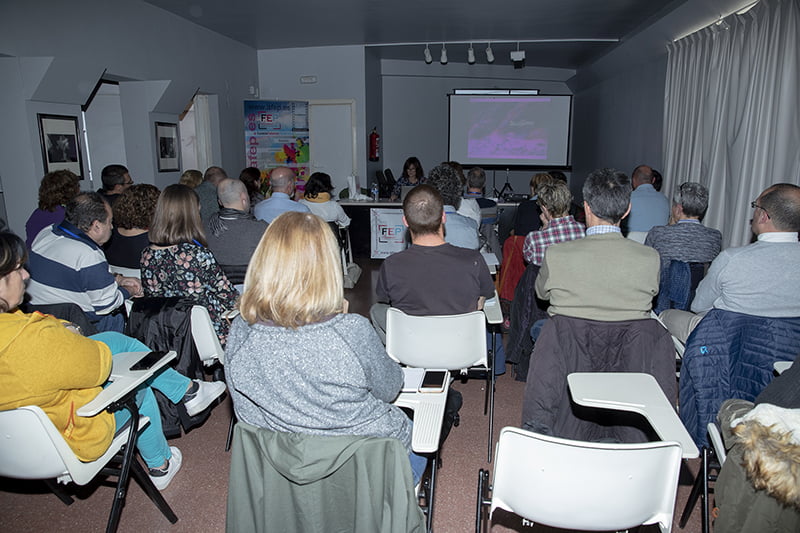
[224,211,426,484]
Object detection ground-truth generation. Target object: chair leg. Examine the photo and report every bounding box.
[475,469,490,533]
[225,414,237,452]
[44,478,74,506]
[701,446,710,533]
[106,400,143,533]
[487,371,495,463]
[129,457,178,524]
[679,449,706,527]
[425,451,439,533]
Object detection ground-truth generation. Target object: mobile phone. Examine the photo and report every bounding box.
[130,351,168,371]
[419,370,447,392]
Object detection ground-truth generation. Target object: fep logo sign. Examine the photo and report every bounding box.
[377,223,405,243]
[370,209,408,259]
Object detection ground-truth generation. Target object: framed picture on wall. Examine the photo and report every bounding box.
[37,114,85,179]
[155,122,180,172]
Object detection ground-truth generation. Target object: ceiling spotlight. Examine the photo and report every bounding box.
[485,43,494,63]
[440,44,448,64]
[424,44,432,64]
[510,42,526,69]
[467,44,476,64]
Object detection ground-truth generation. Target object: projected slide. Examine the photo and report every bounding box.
[468,98,548,160]
[449,94,572,167]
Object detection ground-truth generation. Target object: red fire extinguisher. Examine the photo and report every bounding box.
[369,127,380,162]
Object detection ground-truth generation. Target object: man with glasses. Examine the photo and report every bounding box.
[661,183,800,341]
[98,164,134,206]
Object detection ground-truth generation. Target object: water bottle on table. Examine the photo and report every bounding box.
[371,182,379,201]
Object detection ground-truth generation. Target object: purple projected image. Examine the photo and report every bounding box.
[467,98,550,160]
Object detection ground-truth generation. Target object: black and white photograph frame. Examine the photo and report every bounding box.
[155,122,180,172]
[37,114,84,179]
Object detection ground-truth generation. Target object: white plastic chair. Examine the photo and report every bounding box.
[0,406,177,532]
[476,426,683,533]
[386,308,495,461]
[191,305,225,366]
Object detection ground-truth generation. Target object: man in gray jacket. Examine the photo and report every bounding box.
[205,179,268,285]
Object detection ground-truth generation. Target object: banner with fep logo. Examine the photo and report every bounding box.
[370,208,407,259]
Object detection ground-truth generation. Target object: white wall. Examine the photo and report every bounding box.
[0,0,257,236]
[84,83,127,187]
[258,45,369,186]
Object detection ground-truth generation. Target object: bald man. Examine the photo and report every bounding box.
[253,167,309,223]
[626,164,669,243]
[205,179,268,284]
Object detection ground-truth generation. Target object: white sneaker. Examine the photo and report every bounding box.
[148,446,182,491]
[183,380,226,417]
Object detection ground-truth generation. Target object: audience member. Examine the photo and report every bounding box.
[445,161,480,224]
[370,185,494,342]
[661,183,800,342]
[0,232,225,490]
[626,164,669,242]
[390,156,426,201]
[178,169,203,189]
[27,191,141,332]
[512,172,553,237]
[536,168,659,321]
[141,184,238,344]
[25,170,80,248]
[427,164,479,249]
[652,168,663,192]
[98,164,134,207]
[253,167,309,223]
[195,166,228,223]
[238,166,265,208]
[205,179,268,285]
[298,172,351,228]
[465,167,497,212]
[522,180,585,266]
[104,184,160,269]
[224,211,426,485]
[645,181,722,276]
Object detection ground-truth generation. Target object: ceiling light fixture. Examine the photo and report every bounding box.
[510,42,526,69]
[485,43,494,63]
[467,43,476,64]
[440,43,448,64]
[424,44,432,64]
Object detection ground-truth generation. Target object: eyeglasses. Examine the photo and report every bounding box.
[122,179,134,186]
[750,200,770,218]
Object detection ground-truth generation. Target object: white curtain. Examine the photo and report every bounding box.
[663,0,800,248]
[194,94,214,171]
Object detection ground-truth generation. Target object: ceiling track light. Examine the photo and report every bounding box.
[423,44,432,64]
[510,41,526,68]
[440,43,448,64]
[467,43,476,64]
[485,43,495,63]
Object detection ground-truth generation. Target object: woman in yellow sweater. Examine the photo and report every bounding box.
[0,232,225,490]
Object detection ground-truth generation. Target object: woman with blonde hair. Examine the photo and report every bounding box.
[225,211,426,484]
[140,184,237,343]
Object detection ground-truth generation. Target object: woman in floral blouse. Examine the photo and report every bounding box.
[141,184,238,344]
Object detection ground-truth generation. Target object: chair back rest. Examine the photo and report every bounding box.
[707,422,727,464]
[191,305,225,365]
[490,427,682,532]
[385,308,486,369]
[0,406,71,480]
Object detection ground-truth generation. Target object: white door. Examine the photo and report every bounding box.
[309,100,356,196]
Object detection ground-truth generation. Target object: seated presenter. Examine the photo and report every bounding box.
[224,211,426,484]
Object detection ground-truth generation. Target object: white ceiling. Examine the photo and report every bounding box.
[143,0,688,69]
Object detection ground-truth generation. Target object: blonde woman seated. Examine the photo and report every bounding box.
[224,211,426,484]
[298,172,351,228]
[141,184,238,344]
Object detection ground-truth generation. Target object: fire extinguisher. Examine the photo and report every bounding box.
[369,127,380,162]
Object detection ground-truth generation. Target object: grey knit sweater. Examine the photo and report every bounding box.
[644,220,722,274]
[225,313,412,451]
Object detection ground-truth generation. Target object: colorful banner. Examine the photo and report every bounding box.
[244,100,310,191]
[370,208,407,259]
